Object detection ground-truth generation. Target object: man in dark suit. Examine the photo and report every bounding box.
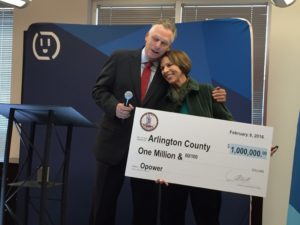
[90,19,226,225]
[90,19,176,225]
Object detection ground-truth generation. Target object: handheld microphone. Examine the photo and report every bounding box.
[124,91,133,106]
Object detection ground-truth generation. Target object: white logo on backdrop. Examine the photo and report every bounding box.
[32,31,61,60]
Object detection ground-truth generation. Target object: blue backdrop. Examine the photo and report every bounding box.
[21,19,252,225]
[287,112,300,225]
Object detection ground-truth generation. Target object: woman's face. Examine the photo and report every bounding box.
[160,56,187,88]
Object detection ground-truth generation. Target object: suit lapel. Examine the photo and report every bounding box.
[128,50,142,105]
[142,68,166,106]
[127,50,168,106]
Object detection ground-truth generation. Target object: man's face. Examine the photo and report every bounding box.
[144,24,174,61]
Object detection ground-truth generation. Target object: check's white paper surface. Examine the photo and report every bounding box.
[125,107,273,197]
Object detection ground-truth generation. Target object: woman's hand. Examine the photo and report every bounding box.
[155,179,169,186]
[271,146,279,156]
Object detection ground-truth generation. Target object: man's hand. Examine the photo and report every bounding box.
[212,86,226,103]
[116,103,134,119]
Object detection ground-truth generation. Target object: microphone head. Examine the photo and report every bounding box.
[124,91,133,100]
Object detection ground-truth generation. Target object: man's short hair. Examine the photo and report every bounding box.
[152,18,177,41]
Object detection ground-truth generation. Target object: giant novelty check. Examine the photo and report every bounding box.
[125,107,273,197]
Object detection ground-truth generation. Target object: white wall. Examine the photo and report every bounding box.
[264,1,300,225]
[9,0,300,224]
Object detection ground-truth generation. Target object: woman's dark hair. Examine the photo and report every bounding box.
[163,50,192,76]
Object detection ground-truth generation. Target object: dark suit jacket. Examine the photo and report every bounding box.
[92,49,169,165]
